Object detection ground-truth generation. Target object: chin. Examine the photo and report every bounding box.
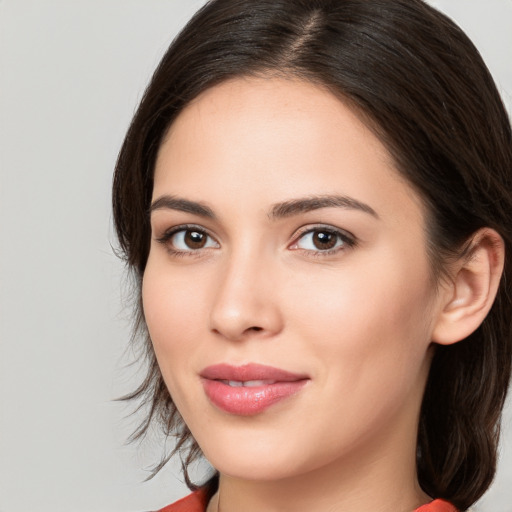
[194,428,291,478]
[194,423,333,483]
[210,454,306,482]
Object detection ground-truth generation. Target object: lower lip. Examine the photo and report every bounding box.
[201,379,308,415]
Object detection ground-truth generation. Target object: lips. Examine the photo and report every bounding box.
[200,363,309,415]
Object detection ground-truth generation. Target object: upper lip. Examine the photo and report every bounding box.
[200,363,309,382]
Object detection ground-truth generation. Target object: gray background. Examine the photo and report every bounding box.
[0,1,510,511]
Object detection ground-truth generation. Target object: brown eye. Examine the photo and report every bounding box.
[165,227,219,252]
[184,230,207,249]
[292,227,354,254]
[312,231,337,250]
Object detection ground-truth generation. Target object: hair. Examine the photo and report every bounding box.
[112,0,512,509]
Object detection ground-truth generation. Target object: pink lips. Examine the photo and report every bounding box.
[200,363,309,416]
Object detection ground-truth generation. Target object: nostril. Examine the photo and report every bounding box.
[248,326,263,332]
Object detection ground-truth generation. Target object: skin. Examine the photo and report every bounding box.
[143,76,453,512]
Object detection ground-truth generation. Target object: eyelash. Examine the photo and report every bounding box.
[156,224,217,258]
[290,225,357,257]
[155,224,357,258]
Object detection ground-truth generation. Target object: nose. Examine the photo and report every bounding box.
[209,249,284,342]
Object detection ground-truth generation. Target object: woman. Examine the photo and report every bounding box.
[112,1,512,511]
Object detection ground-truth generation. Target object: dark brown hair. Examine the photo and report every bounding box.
[112,0,512,509]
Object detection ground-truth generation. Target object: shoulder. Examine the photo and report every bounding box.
[414,499,459,512]
[157,489,209,512]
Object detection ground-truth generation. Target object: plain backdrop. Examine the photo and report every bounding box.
[0,1,511,511]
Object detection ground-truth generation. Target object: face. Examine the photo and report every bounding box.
[143,77,442,482]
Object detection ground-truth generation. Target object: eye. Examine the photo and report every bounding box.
[157,226,219,253]
[290,227,355,253]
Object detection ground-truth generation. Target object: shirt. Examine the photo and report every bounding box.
[157,490,459,512]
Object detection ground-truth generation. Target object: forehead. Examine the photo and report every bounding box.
[160,76,392,171]
[153,76,425,229]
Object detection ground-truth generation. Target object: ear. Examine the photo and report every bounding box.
[432,228,505,345]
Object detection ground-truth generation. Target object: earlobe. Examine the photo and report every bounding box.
[432,228,505,346]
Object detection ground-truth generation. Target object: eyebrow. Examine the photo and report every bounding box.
[149,195,216,219]
[149,193,378,220]
[269,195,379,219]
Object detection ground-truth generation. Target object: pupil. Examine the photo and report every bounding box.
[313,231,336,250]
[185,230,206,249]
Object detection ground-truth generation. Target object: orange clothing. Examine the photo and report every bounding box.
[158,489,209,512]
[415,499,458,512]
[157,489,458,512]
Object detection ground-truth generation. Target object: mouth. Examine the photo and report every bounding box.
[219,379,278,387]
[200,363,309,416]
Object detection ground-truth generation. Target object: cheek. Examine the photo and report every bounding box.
[141,260,213,418]
[141,258,207,368]
[287,253,435,381]
[278,258,435,456]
